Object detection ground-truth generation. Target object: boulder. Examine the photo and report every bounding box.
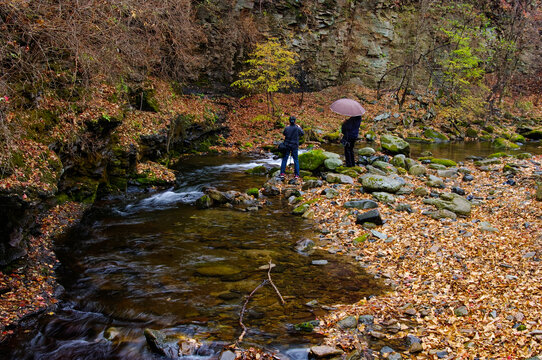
[144,328,180,359]
[372,192,395,203]
[360,174,405,193]
[391,154,407,169]
[344,199,378,209]
[299,150,327,171]
[423,192,472,216]
[408,164,427,176]
[493,137,520,150]
[195,195,213,209]
[372,160,397,174]
[380,134,410,156]
[326,173,354,184]
[358,147,376,156]
[356,209,383,225]
[324,157,343,171]
[337,315,358,329]
[437,168,459,178]
[423,128,449,142]
[426,174,445,188]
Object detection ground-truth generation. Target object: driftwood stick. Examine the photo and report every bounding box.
[238,279,268,343]
[267,260,285,305]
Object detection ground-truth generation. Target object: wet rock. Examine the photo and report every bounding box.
[195,264,241,277]
[262,183,280,196]
[360,174,405,193]
[292,204,310,215]
[338,315,358,329]
[295,239,315,254]
[310,345,343,358]
[312,260,328,265]
[344,199,378,210]
[356,209,383,226]
[219,350,236,360]
[195,195,213,209]
[295,320,320,332]
[144,328,180,359]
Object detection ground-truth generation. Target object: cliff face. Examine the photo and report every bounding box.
[197,0,407,90]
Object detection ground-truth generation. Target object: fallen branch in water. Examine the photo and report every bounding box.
[267,260,285,305]
[236,259,285,344]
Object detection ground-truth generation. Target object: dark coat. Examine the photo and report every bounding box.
[341,116,362,140]
[283,124,304,148]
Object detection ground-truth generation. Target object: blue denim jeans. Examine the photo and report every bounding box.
[280,146,299,176]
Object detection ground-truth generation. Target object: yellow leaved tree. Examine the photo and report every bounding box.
[231,38,298,115]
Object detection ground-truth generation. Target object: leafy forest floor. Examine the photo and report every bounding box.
[1,80,541,357]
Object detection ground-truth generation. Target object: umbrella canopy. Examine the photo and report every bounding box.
[330,98,366,117]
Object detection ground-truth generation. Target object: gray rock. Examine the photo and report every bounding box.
[391,154,407,169]
[310,346,343,358]
[523,251,536,259]
[372,192,395,203]
[370,229,388,240]
[426,174,445,188]
[388,353,402,360]
[220,351,236,360]
[409,164,427,176]
[396,185,413,195]
[413,187,429,196]
[380,134,410,156]
[324,157,343,171]
[144,328,180,359]
[365,165,387,175]
[372,160,397,174]
[344,199,378,209]
[361,174,406,193]
[489,310,498,318]
[423,192,472,216]
[437,168,459,178]
[359,315,374,325]
[338,315,358,329]
[356,209,383,226]
[324,188,340,199]
[454,306,468,317]
[395,203,412,213]
[358,147,376,156]
[405,335,423,353]
[436,350,448,359]
[303,179,323,190]
[295,239,315,254]
[405,158,418,170]
[426,209,457,220]
[262,183,280,196]
[326,173,354,184]
[312,260,328,265]
[380,346,395,356]
[428,163,447,170]
[479,221,498,232]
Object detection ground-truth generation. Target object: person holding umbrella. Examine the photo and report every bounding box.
[280,116,304,179]
[330,99,366,167]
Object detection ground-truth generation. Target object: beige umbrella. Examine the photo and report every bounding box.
[330,98,366,117]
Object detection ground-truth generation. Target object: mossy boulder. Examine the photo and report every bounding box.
[358,147,376,156]
[515,153,532,160]
[488,152,510,158]
[423,192,471,216]
[245,165,267,175]
[365,130,377,142]
[360,174,405,193]
[324,157,343,171]
[493,137,520,150]
[423,128,449,142]
[431,158,457,167]
[299,150,327,171]
[195,195,213,209]
[380,134,410,156]
[323,131,341,142]
[524,129,542,140]
[510,133,525,143]
[292,203,310,215]
[247,188,260,198]
[465,127,478,138]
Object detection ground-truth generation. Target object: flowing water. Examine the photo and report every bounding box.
[1,153,384,360]
[1,140,540,360]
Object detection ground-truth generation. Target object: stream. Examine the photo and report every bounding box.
[1,140,540,360]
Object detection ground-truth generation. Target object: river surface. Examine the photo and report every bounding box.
[1,140,540,360]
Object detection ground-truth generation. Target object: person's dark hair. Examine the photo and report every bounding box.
[289,116,296,124]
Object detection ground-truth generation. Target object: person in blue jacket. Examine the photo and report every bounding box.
[341,115,362,167]
[280,116,304,179]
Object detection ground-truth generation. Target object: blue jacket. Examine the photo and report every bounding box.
[283,124,304,148]
[341,116,362,140]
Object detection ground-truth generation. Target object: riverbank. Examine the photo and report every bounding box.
[275,151,542,358]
